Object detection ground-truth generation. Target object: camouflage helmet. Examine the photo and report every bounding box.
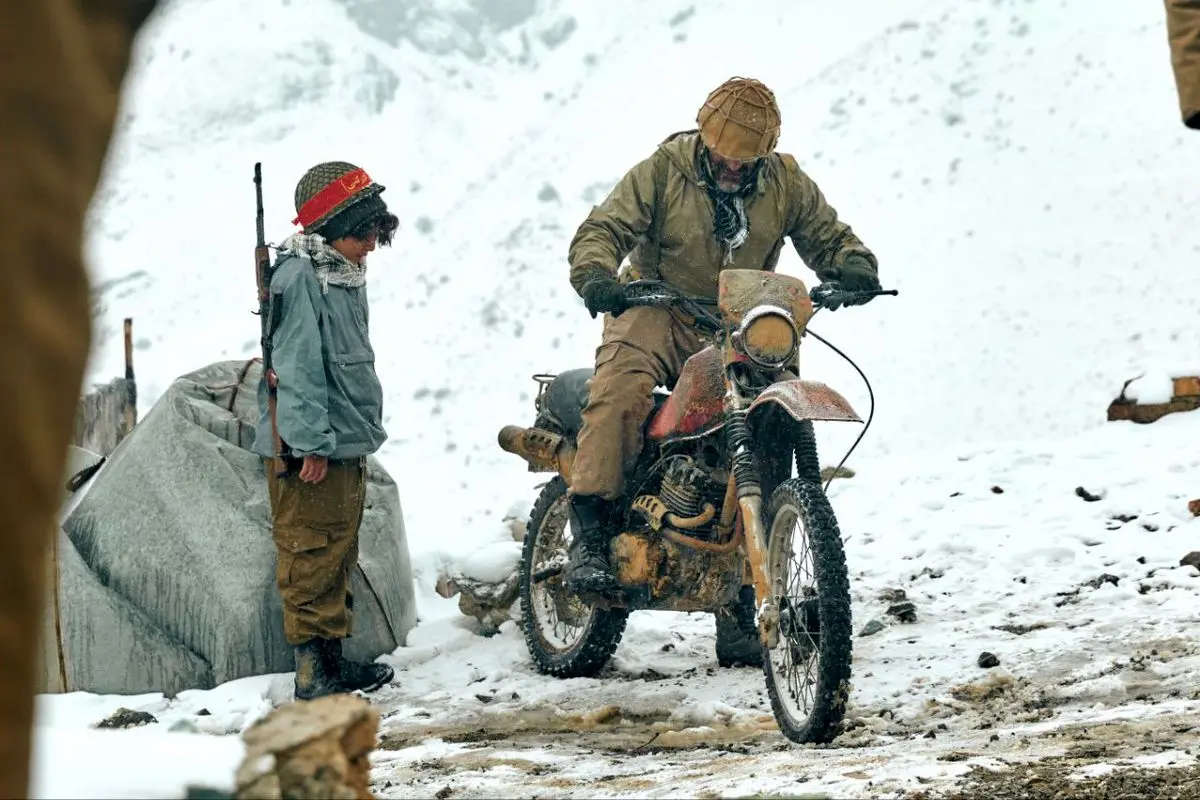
[696,77,781,160]
[292,160,387,239]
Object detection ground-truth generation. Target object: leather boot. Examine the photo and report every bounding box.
[566,493,619,596]
[326,638,395,694]
[293,638,350,701]
[715,585,764,668]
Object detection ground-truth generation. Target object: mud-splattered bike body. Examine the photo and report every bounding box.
[498,268,895,743]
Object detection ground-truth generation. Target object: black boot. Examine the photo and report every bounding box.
[715,585,764,668]
[293,638,350,701]
[566,493,619,596]
[326,638,395,694]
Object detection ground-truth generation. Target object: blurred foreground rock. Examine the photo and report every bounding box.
[234,694,379,800]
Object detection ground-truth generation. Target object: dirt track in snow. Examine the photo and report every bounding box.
[367,670,1200,799]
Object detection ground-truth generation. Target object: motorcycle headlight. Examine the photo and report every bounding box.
[735,306,798,368]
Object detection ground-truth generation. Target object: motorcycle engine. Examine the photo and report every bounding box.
[659,457,714,520]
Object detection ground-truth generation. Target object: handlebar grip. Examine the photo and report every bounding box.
[810,284,898,310]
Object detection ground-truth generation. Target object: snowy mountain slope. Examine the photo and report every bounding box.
[402,0,1200,466]
[77,0,1200,673]
[355,0,1200,561]
[83,0,634,380]
[82,0,946,554]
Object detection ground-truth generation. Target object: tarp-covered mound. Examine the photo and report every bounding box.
[50,359,416,697]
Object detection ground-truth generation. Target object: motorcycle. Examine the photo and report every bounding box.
[496,268,895,744]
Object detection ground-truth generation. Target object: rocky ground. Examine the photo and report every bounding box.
[368,692,1200,799]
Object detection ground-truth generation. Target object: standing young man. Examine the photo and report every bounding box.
[256,161,399,700]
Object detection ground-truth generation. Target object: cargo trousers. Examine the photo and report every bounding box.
[0,2,157,797]
[571,306,708,500]
[265,458,367,645]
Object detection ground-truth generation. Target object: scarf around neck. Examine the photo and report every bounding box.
[700,153,758,266]
[278,232,366,293]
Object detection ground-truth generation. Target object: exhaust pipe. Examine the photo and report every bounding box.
[497,425,576,483]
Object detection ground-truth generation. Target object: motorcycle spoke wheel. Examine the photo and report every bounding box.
[518,478,628,678]
[762,478,853,744]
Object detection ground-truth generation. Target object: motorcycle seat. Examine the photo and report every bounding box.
[541,368,592,437]
[541,368,671,439]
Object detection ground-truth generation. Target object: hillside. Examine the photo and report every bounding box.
[44,0,1200,796]
[84,0,1199,559]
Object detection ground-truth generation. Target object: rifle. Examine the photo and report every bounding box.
[122,317,137,438]
[254,162,288,478]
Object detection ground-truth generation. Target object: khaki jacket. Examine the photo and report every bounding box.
[568,130,876,300]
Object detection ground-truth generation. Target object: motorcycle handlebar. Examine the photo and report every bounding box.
[622,279,897,325]
[622,281,724,333]
[809,282,899,311]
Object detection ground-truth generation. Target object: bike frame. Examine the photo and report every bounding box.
[624,269,892,647]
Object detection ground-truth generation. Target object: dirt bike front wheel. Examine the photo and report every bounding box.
[761,478,854,744]
[518,477,629,678]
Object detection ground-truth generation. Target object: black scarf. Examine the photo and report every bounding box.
[700,148,761,265]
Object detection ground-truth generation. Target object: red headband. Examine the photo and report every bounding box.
[291,167,375,229]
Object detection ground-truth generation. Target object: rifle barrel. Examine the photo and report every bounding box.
[253,162,287,476]
[254,161,265,245]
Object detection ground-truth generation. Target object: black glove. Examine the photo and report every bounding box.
[812,281,849,311]
[579,274,629,319]
[832,258,881,306]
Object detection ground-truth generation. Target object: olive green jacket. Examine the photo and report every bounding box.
[568,130,877,300]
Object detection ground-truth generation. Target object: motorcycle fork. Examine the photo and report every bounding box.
[723,373,780,650]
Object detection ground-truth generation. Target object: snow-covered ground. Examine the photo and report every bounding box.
[33,412,1200,798]
[34,0,1200,795]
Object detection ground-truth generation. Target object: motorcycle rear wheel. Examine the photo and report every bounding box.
[518,477,629,678]
[761,478,854,744]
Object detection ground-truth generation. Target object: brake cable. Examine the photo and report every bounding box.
[801,321,876,495]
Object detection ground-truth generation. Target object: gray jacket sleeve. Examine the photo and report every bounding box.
[271,264,334,457]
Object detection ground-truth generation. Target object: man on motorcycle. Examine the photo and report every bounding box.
[565,76,881,667]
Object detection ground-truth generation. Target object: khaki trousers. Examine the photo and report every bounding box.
[571,307,707,500]
[265,459,367,645]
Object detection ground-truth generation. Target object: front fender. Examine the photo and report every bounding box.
[746,379,862,424]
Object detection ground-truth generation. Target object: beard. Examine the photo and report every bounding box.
[712,163,748,192]
[707,155,761,194]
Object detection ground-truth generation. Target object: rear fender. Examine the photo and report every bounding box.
[745,379,862,424]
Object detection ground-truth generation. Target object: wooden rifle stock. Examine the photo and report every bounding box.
[254,162,288,478]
